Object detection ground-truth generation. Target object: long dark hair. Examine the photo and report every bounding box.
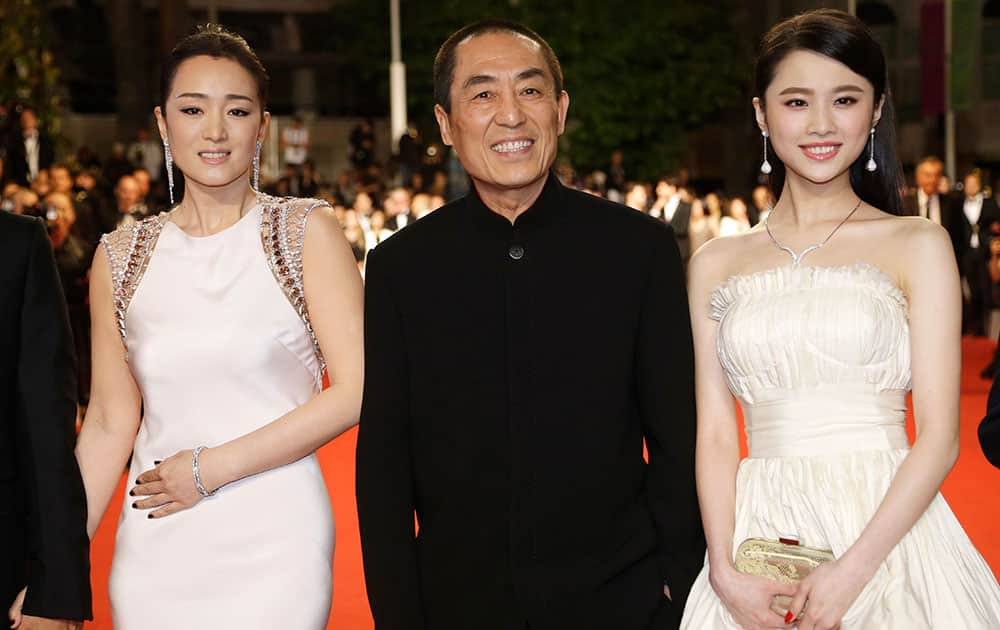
[755,9,903,215]
[160,24,269,117]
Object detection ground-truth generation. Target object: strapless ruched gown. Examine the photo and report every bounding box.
[106,204,334,629]
[680,263,1000,629]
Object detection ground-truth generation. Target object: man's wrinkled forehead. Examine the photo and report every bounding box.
[454,30,547,77]
[458,29,540,51]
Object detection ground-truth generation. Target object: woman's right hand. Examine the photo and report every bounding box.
[710,564,797,630]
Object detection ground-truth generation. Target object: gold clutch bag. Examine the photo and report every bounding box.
[734,537,835,609]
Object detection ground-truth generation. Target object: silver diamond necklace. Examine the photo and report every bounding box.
[764,198,863,267]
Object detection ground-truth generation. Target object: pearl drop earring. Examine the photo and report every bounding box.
[865,127,877,173]
[760,131,773,175]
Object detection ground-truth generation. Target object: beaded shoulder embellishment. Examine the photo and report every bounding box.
[100,213,170,357]
[259,194,329,378]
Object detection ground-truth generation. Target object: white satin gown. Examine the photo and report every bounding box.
[105,202,334,629]
[680,263,1000,629]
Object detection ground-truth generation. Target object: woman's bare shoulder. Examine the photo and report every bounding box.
[689,229,766,287]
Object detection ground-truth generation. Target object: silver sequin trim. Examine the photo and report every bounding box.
[100,213,170,360]
[259,194,328,381]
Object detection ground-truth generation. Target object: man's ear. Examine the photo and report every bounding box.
[556,90,570,136]
[434,104,453,146]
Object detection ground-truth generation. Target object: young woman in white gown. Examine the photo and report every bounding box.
[681,9,1000,630]
[63,27,360,629]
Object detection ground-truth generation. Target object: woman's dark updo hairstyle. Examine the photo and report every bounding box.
[160,24,269,117]
[755,9,903,215]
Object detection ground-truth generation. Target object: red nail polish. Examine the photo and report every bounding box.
[147,514,154,519]
[785,610,795,624]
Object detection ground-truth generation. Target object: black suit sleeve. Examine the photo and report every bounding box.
[981,198,1000,238]
[6,140,28,186]
[16,219,92,620]
[943,195,965,260]
[669,203,690,238]
[635,228,705,609]
[356,247,425,629]
[39,137,54,172]
[980,367,1000,469]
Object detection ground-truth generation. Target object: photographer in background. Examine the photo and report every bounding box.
[112,174,147,229]
[43,192,91,309]
[50,164,99,249]
[4,186,40,216]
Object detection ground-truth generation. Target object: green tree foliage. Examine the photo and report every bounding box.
[0,0,62,130]
[330,0,746,179]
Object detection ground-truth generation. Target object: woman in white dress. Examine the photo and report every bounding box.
[65,26,360,629]
[681,9,1000,630]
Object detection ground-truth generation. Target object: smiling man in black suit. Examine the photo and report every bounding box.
[356,19,703,630]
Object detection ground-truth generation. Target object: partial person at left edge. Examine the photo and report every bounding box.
[980,368,1000,469]
[2,211,92,630]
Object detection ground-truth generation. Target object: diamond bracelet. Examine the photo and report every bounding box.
[192,446,217,498]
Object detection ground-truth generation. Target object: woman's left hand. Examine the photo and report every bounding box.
[785,559,868,630]
[130,449,210,519]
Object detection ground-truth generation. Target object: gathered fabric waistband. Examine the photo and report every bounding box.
[743,385,909,458]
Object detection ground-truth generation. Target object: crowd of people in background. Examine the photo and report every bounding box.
[3,101,1000,401]
[611,157,1000,382]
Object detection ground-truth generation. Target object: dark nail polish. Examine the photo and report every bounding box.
[147,514,154,519]
[129,489,135,496]
[154,460,162,465]
[131,502,138,509]
[134,478,141,485]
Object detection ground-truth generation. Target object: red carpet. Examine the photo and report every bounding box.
[85,339,1000,629]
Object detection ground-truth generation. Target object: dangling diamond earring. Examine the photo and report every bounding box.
[252,139,262,191]
[865,127,878,172]
[164,138,175,205]
[760,130,772,175]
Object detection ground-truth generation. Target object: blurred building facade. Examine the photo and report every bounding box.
[33,0,1000,192]
[47,0,391,180]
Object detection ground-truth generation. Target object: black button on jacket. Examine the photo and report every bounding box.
[357,175,704,630]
